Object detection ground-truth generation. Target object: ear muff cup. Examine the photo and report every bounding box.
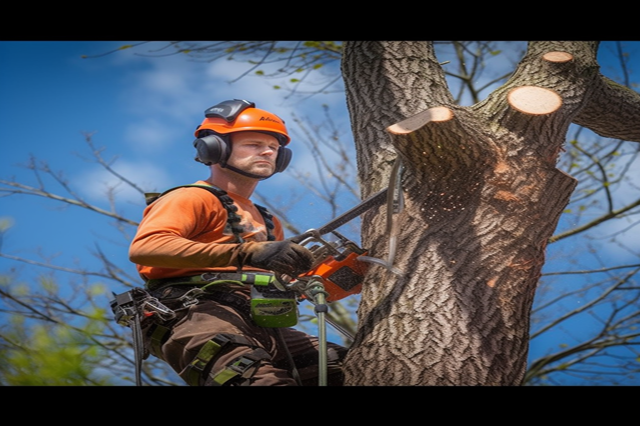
[275,146,292,173]
[193,134,229,166]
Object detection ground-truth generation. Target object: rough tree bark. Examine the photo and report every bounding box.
[340,41,640,385]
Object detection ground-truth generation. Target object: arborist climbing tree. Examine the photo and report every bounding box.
[123,99,348,386]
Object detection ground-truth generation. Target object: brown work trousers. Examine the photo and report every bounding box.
[144,285,347,386]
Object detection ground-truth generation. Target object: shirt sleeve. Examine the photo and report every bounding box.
[128,187,242,269]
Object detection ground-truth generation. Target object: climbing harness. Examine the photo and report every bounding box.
[110,273,330,386]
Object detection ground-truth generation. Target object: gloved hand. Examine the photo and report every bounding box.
[235,240,314,277]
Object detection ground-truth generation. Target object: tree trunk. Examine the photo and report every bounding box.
[340,41,640,385]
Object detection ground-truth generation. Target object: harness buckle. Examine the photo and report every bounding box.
[200,272,222,282]
[177,287,206,307]
[143,296,177,321]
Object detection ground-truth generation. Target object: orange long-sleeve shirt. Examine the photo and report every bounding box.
[129,181,284,280]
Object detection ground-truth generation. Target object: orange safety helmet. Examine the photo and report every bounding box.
[194,99,290,145]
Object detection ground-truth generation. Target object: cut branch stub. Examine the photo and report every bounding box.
[385,106,493,185]
[507,86,563,115]
[387,106,454,134]
[542,51,573,63]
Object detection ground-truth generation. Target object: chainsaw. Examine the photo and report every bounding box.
[275,158,405,303]
[278,187,393,302]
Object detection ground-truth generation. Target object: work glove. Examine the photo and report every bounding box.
[235,240,314,277]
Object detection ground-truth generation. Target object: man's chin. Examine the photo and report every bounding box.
[250,165,276,176]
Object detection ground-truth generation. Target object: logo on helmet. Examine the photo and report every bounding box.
[259,116,282,124]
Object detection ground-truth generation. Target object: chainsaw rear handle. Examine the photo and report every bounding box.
[287,229,320,245]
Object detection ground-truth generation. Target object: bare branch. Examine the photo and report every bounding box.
[0,180,138,226]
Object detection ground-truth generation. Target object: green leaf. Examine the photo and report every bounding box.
[0,216,14,232]
[88,283,108,297]
[40,276,58,293]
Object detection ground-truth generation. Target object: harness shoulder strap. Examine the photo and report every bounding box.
[254,204,275,241]
[145,184,226,206]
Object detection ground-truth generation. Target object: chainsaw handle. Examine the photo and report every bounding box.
[273,230,318,289]
[287,229,317,245]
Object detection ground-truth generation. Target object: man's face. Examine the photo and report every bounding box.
[227,131,280,178]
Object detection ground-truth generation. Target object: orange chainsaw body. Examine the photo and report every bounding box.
[298,236,369,302]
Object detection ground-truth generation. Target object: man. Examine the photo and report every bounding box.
[129,99,347,386]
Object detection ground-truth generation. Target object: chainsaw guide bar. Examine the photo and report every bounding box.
[290,187,388,244]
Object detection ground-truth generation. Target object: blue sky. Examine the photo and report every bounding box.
[1,41,639,385]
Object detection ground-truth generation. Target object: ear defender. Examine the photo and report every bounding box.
[275,146,292,173]
[193,134,229,166]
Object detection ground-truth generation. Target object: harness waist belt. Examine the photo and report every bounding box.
[146,271,275,291]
